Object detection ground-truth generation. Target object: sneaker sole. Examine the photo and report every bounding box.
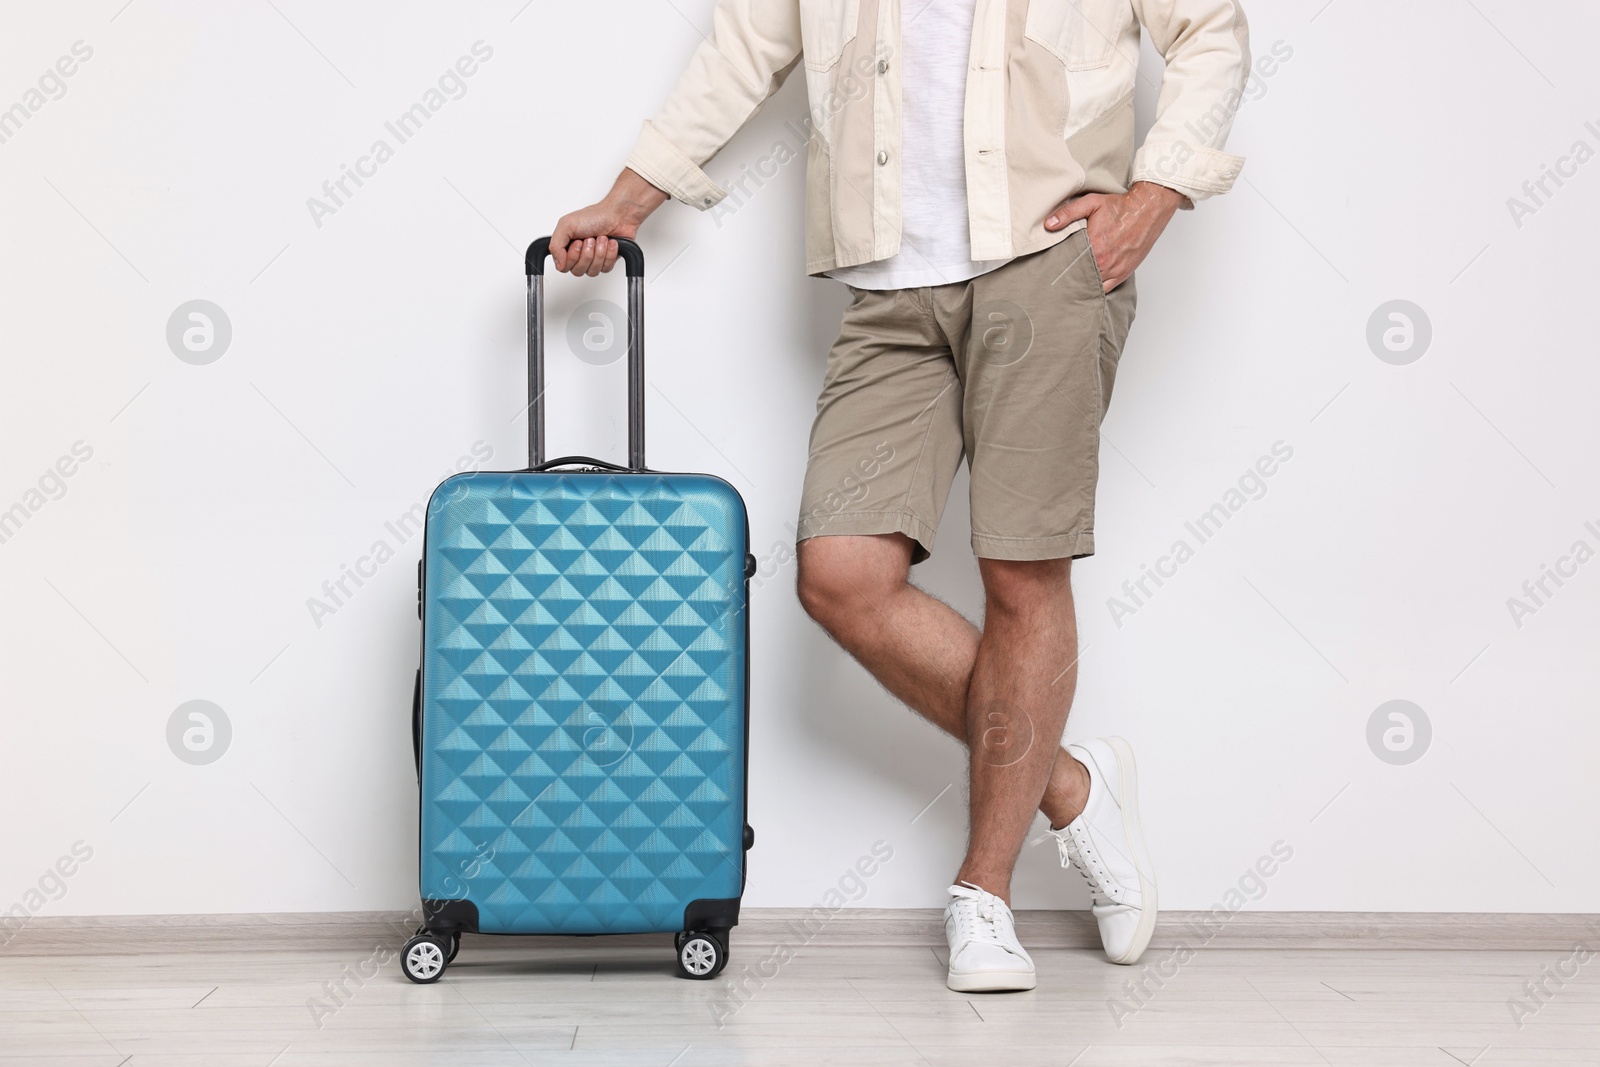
[946,969,1038,993]
[1101,735,1158,965]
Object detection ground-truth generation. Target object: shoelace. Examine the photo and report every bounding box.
[949,882,1007,946]
[1057,827,1123,906]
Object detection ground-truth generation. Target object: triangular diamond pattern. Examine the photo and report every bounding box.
[418,472,747,935]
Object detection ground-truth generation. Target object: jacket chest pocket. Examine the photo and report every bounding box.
[1024,0,1123,70]
[803,0,861,71]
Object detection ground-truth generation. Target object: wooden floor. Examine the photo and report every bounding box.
[4,930,1598,1065]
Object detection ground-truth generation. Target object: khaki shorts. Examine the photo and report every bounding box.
[797,230,1137,563]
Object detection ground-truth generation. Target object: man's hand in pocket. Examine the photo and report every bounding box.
[1044,181,1189,292]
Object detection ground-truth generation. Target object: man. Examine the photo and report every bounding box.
[551,0,1249,992]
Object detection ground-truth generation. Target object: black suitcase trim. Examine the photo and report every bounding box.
[422,897,480,934]
[683,896,741,932]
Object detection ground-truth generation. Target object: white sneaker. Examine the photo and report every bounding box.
[943,881,1037,992]
[1051,736,1158,965]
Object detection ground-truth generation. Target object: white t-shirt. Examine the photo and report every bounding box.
[828,0,1011,291]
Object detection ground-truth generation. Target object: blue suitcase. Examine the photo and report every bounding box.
[403,237,753,982]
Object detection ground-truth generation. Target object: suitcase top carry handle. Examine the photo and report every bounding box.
[524,235,646,470]
[526,236,645,278]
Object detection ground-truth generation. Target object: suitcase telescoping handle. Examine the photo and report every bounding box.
[524,236,646,471]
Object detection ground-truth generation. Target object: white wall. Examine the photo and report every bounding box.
[1,0,1596,919]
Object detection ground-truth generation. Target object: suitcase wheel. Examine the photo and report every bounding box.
[675,929,728,980]
[401,934,450,984]
[411,927,461,965]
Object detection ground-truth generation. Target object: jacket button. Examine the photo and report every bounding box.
[878,59,889,74]
[877,151,889,165]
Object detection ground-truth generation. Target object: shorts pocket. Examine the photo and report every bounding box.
[1024,0,1123,71]
[803,0,860,71]
[1080,231,1109,295]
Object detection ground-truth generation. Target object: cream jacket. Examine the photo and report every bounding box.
[626,0,1251,275]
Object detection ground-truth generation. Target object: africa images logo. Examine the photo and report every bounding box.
[167,701,232,765]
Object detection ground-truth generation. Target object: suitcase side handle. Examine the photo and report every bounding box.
[524,236,646,471]
[411,669,422,781]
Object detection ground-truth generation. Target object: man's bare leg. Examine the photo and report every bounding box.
[796,533,1089,891]
[952,557,1077,903]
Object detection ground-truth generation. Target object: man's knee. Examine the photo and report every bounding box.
[979,557,1073,618]
[795,535,912,630]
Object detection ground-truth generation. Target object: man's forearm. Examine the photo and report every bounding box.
[612,168,670,227]
[1127,181,1189,216]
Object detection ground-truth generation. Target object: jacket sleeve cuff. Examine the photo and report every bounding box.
[625,121,730,211]
[1131,143,1246,202]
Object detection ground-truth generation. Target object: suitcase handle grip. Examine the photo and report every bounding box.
[524,236,646,471]
[526,236,645,278]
